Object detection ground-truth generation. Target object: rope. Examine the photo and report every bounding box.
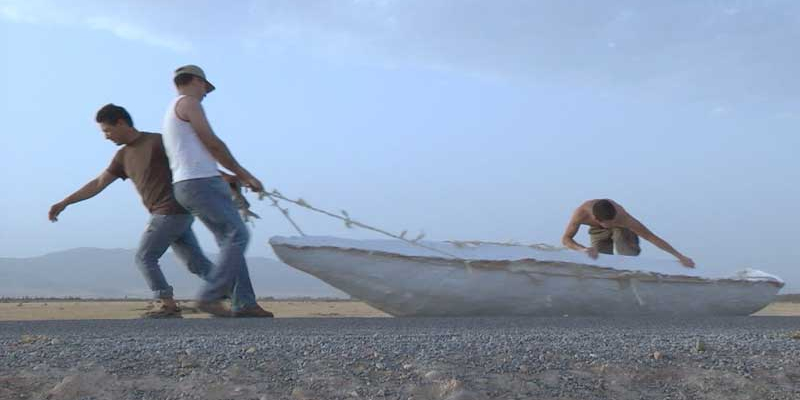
[256,189,460,259]
[260,191,306,237]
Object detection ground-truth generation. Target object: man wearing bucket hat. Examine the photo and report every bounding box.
[49,103,269,318]
[162,64,273,317]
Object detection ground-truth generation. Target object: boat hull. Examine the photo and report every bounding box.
[270,238,782,317]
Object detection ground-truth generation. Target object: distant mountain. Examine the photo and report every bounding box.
[0,248,347,299]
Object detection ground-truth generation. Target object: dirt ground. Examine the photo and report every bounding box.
[0,300,390,320]
[751,301,800,316]
[0,300,795,320]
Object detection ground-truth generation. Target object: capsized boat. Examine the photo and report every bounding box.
[269,236,784,317]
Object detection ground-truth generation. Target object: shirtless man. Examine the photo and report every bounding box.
[561,199,695,268]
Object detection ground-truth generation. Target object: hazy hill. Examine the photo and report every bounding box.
[0,248,346,299]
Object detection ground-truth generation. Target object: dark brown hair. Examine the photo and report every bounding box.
[95,103,133,128]
[592,199,617,221]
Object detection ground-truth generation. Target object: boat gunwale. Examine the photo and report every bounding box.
[272,242,785,289]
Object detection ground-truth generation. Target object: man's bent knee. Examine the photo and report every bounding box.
[134,251,158,270]
[186,257,212,278]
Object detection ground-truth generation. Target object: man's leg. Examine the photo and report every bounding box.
[588,226,614,255]
[135,214,192,317]
[229,261,258,313]
[171,221,259,309]
[612,228,641,256]
[173,177,266,315]
[170,218,213,280]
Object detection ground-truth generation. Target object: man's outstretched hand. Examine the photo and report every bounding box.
[48,202,66,222]
[679,256,695,268]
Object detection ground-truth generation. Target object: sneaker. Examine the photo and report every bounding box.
[196,301,232,318]
[232,304,274,318]
[141,305,183,319]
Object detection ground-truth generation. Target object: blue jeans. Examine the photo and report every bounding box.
[134,213,257,311]
[173,176,258,310]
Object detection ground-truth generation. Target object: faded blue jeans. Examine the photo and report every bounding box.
[173,176,257,310]
[135,213,257,311]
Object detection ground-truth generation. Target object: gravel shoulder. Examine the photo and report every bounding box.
[1,317,799,399]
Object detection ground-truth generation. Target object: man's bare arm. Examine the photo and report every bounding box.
[562,210,601,259]
[625,217,695,268]
[49,171,117,221]
[178,97,263,192]
[561,210,588,251]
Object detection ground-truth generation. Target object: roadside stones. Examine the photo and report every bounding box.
[445,390,483,400]
[45,374,106,400]
[291,387,312,399]
[179,358,198,369]
[695,339,707,353]
[19,335,49,345]
[45,375,82,400]
[424,370,443,380]
[438,378,463,393]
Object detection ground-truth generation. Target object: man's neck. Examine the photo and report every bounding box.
[124,129,144,145]
[177,89,203,101]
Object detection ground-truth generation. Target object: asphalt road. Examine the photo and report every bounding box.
[2,317,799,399]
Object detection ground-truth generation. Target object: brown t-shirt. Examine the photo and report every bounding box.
[106,133,187,215]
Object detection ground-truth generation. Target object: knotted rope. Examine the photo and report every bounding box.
[255,189,460,259]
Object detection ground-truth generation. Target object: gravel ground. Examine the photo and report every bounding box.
[1,317,799,400]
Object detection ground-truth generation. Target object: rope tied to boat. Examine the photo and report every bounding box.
[259,190,305,236]
[256,189,461,259]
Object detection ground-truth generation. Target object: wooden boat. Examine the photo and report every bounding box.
[269,236,784,317]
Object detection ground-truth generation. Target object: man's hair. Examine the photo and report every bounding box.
[174,73,196,87]
[592,199,617,221]
[95,103,133,128]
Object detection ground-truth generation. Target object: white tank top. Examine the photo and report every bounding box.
[161,95,219,183]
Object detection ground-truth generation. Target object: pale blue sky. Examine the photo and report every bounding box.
[1,1,798,290]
